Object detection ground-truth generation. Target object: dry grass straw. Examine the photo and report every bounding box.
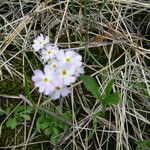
[0,0,150,149]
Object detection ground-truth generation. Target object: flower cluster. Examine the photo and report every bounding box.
[32,34,84,100]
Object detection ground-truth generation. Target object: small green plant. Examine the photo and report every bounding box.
[36,107,72,144]
[80,75,120,110]
[0,106,33,129]
[1,104,71,145]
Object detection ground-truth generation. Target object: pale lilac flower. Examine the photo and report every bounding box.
[32,34,49,51]
[32,65,54,95]
[56,50,82,67]
[56,65,76,85]
[31,34,85,100]
[41,44,59,62]
[50,79,70,100]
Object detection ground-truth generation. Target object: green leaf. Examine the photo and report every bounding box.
[50,128,59,145]
[105,80,114,96]
[88,131,94,141]
[80,75,100,99]
[136,140,150,150]
[53,127,59,135]
[50,135,57,145]
[58,121,68,129]
[6,118,17,129]
[5,107,12,115]
[15,106,25,113]
[44,127,51,136]
[36,117,49,132]
[0,108,5,116]
[20,108,33,114]
[63,111,72,120]
[19,114,31,120]
[104,92,120,106]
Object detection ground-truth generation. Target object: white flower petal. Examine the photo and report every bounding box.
[39,86,45,93]
[35,81,44,87]
[44,65,54,79]
[68,67,76,75]
[44,36,49,44]
[37,34,45,41]
[32,44,42,51]
[61,87,70,97]
[66,51,76,58]
[56,50,65,61]
[34,70,44,77]
[44,87,51,95]
[75,67,84,77]
[51,78,64,87]
[32,34,49,51]
[51,91,61,100]
[64,76,76,85]
[32,75,40,82]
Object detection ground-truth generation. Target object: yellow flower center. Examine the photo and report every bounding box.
[65,58,71,62]
[39,41,43,45]
[48,50,52,54]
[55,86,61,91]
[42,77,49,83]
[61,69,67,76]
[52,64,56,68]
